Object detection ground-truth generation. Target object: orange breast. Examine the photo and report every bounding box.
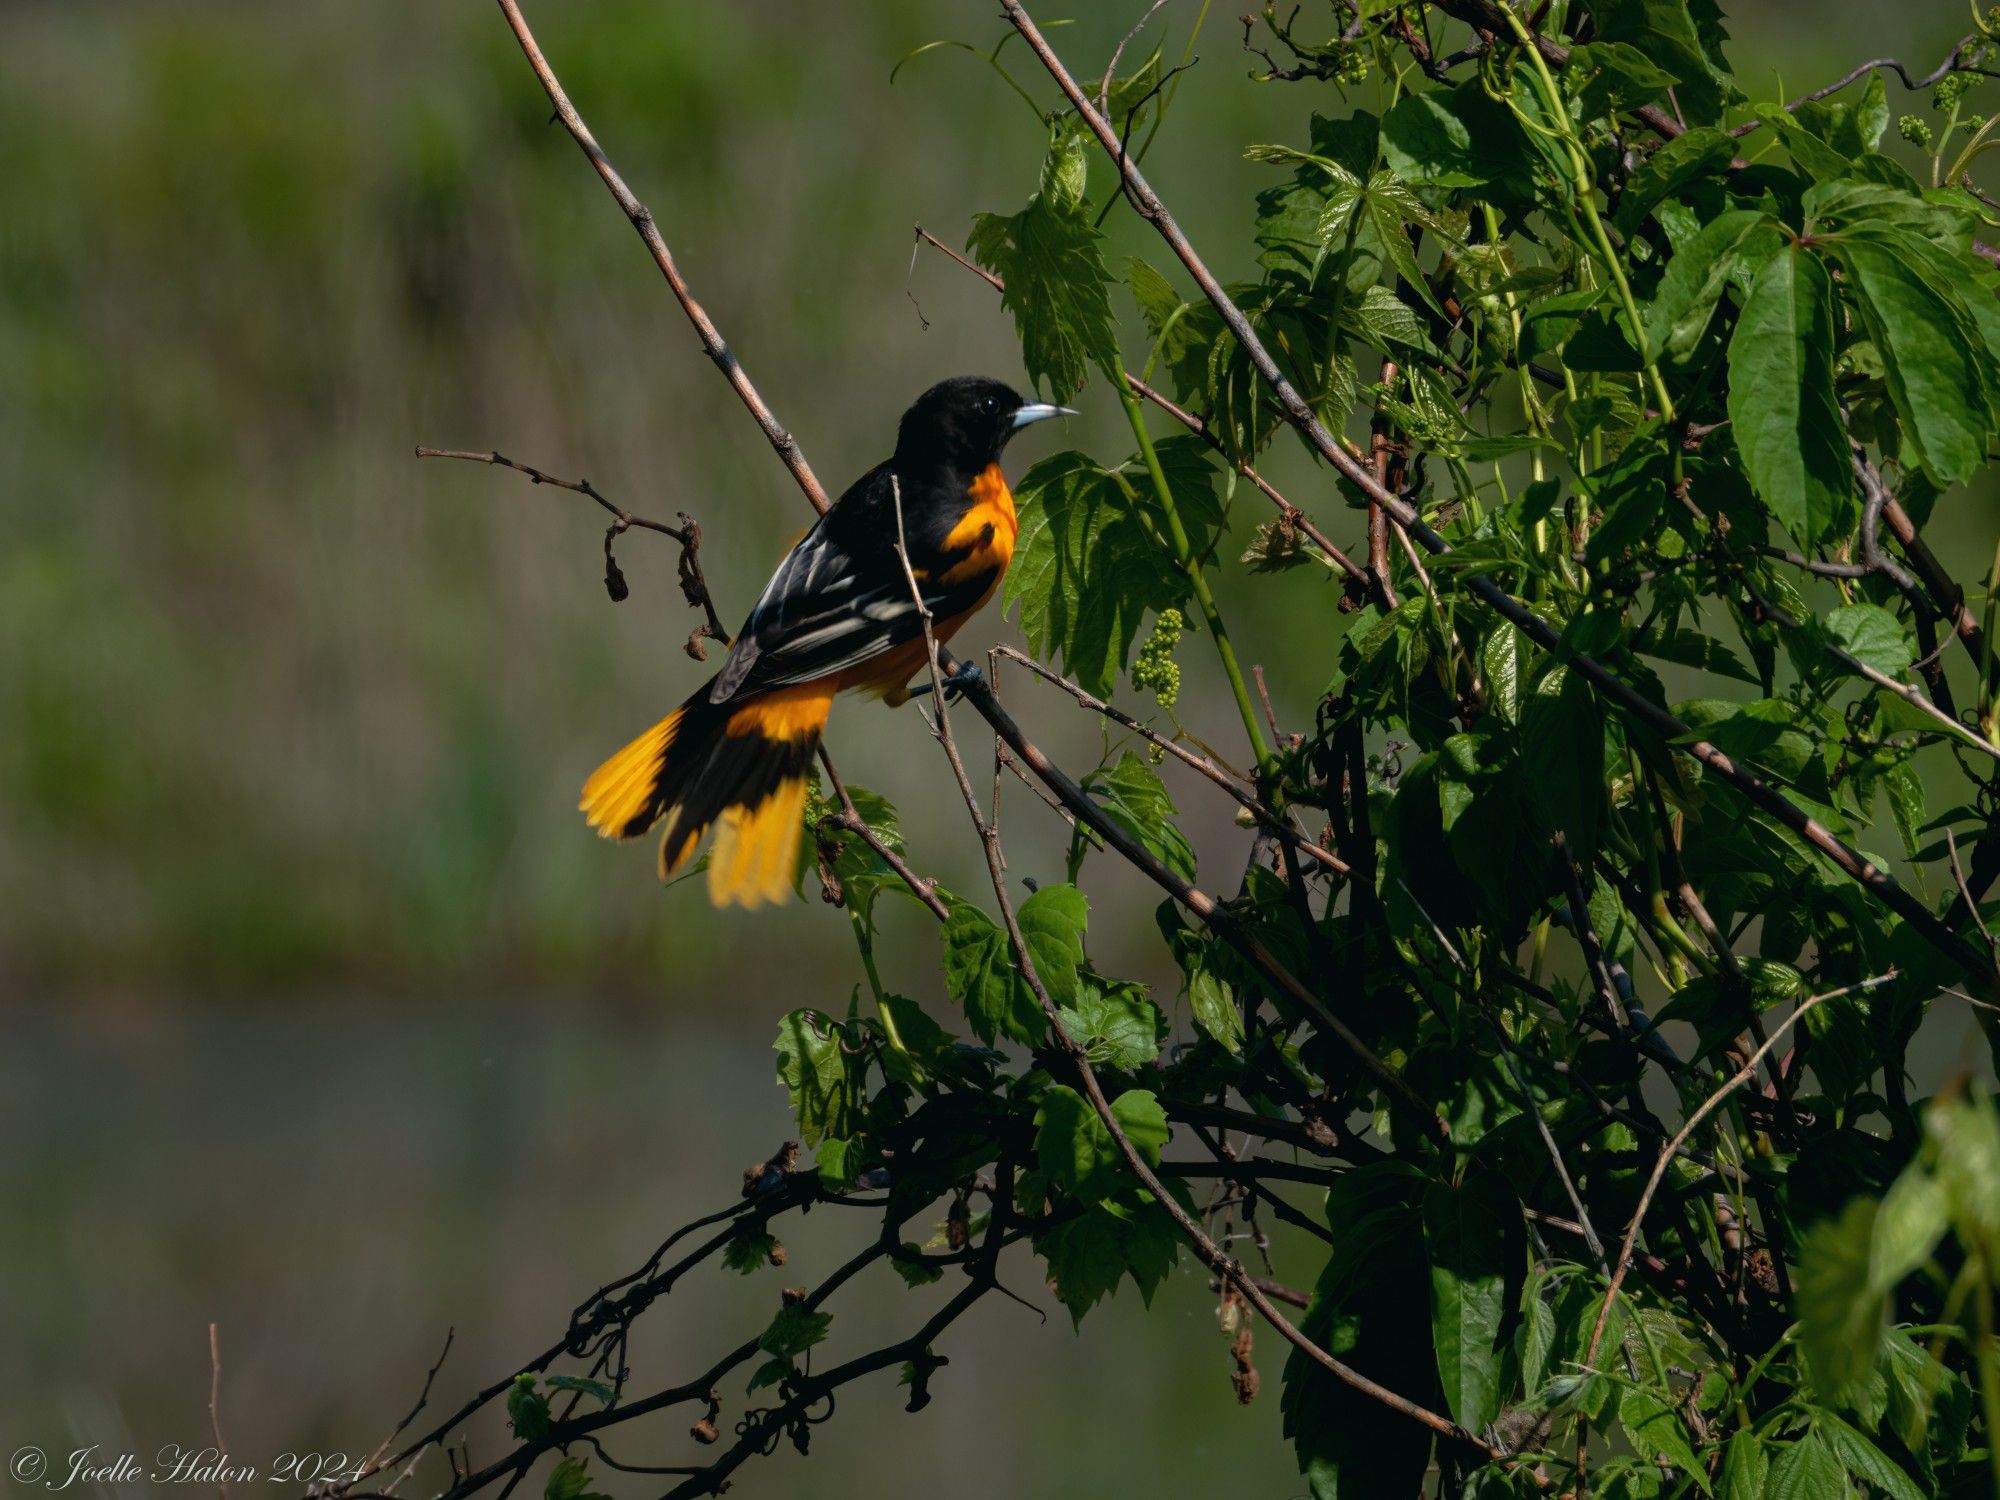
[841,464,1016,698]
[934,462,1018,588]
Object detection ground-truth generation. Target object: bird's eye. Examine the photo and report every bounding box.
[983,397,998,414]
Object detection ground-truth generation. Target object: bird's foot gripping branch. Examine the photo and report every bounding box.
[385,2,2000,1498]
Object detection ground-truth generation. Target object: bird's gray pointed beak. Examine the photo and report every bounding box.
[1011,403,1076,430]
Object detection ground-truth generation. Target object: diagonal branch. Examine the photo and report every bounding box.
[492,0,829,513]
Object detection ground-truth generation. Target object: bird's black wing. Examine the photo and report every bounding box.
[708,463,988,702]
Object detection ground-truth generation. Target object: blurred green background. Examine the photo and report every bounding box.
[0,2,1988,1495]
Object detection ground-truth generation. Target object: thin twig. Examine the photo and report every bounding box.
[993,645,1348,875]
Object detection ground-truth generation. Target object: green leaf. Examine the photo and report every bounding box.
[1767,1429,1847,1500]
[1829,228,1995,485]
[543,1457,610,1500]
[1569,40,1678,117]
[1615,127,1739,235]
[1058,975,1163,1070]
[1932,1090,2000,1241]
[942,885,1086,1045]
[1017,883,1088,1007]
[744,1355,790,1394]
[1640,628,1759,685]
[968,183,1120,397]
[774,1008,863,1146]
[1035,1083,1110,1192]
[1825,603,1913,677]
[1795,71,1889,156]
[758,1303,832,1359]
[943,903,1040,1045]
[1522,665,1606,867]
[506,1374,550,1442]
[1082,752,1196,881]
[546,1374,617,1407]
[1344,283,1440,356]
[1884,760,1924,859]
[722,1224,778,1274]
[1380,82,1527,188]
[890,1244,944,1288]
[1187,959,1243,1053]
[1035,1208,1126,1321]
[1821,1411,1925,1500]
[824,783,913,930]
[1719,1429,1768,1500]
[1110,1089,1169,1166]
[1796,1195,1887,1407]
[1646,209,1779,362]
[1585,0,1738,125]
[1283,1167,1436,1498]
[1423,1171,1516,1433]
[1618,1384,1710,1489]
[1726,247,1850,543]
[1003,450,1196,695]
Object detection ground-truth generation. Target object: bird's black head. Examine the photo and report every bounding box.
[894,375,1072,473]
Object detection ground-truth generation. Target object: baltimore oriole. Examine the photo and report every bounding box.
[579,376,1070,906]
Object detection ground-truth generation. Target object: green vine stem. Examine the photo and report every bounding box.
[1111,367,1275,771]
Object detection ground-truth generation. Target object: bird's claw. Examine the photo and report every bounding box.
[902,662,986,703]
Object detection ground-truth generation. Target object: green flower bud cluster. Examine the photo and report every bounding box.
[1335,45,1368,86]
[1131,608,1185,710]
[1935,72,1977,112]
[1899,114,1935,147]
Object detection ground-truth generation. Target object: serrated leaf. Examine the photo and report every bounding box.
[1767,1429,1846,1500]
[1872,1168,1952,1288]
[774,1008,863,1147]
[1587,0,1738,126]
[1082,752,1196,881]
[1618,1384,1710,1489]
[941,907,1029,1046]
[543,1457,610,1500]
[1380,82,1527,188]
[1615,127,1740,235]
[1345,283,1440,356]
[1821,1411,1925,1500]
[1727,247,1850,544]
[1058,975,1163,1070]
[1825,603,1913,677]
[1003,450,1196,695]
[546,1374,617,1407]
[759,1303,832,1359]
[1720,1429,1768,1500]
[968,189,1119,397]
[506,1374,550,1442]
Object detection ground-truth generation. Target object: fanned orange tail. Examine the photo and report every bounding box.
[580,680,832,908]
